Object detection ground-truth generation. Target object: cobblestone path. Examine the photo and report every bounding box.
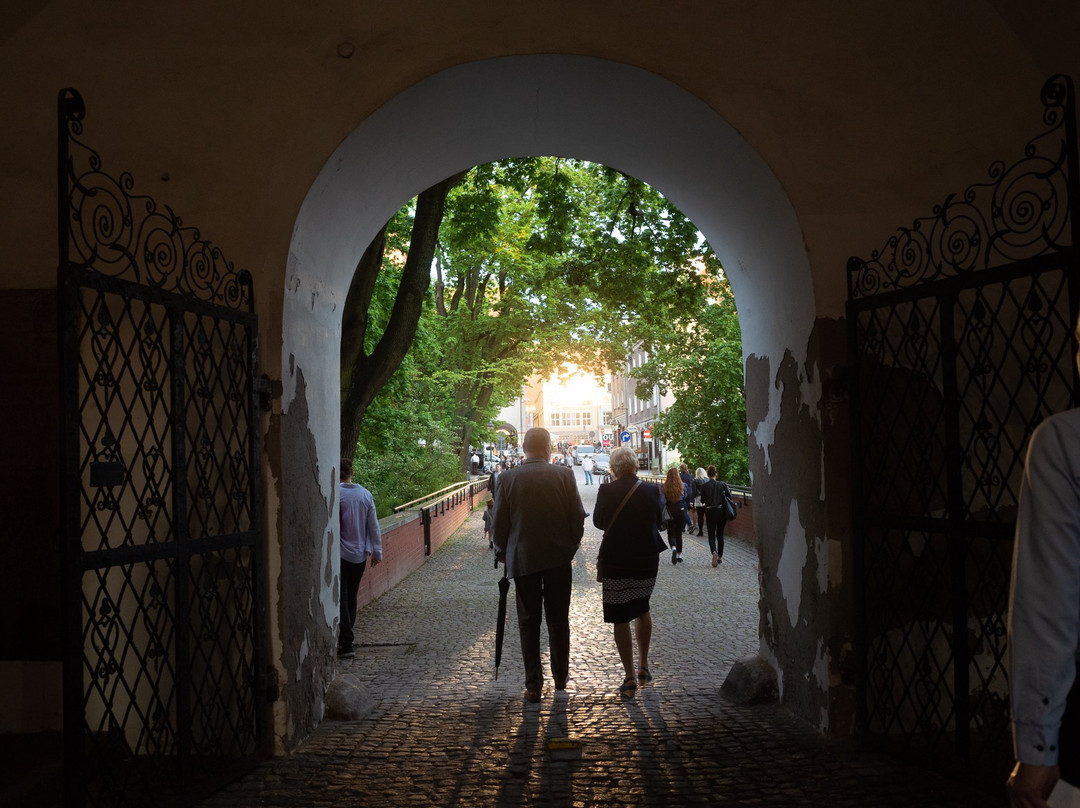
[202,471,1001,807]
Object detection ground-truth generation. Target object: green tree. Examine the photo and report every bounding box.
[342,157,741,504]
[630,277,748,484]
[432,158,718,466]
[339,173,465,459]
[348,240,465,515]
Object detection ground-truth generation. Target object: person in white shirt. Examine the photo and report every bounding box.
[582,454,595,485]
[1007,324,1080,807]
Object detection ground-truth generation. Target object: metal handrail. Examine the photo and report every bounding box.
[641,474,753,503]
[728,484,753,503]
[392,477,489,513]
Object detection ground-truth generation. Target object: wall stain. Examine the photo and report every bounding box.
[278,367,337,749]
[745,316,854,735]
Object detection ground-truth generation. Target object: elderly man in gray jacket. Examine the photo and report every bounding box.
[493,427,587,702]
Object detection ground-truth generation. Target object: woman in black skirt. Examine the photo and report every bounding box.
[593,446,666,697]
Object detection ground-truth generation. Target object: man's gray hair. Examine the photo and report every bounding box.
[609,446,638,477]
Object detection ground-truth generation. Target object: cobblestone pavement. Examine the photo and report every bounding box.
[203,470,1002,807]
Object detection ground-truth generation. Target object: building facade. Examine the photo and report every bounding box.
[506,367,612,449]
[611,344,678,470]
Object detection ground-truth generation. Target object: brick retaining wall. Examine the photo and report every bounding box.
[354,492,489,611]
[688,498,757,547]
[725,499,757,546]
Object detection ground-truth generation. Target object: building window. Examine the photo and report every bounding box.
[550,411,593,428]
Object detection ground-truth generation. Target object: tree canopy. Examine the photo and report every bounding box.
[629,281,749,484]
[343,157,749,511]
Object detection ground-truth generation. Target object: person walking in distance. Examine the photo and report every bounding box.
[338,458,382,659]
[493,427,587,702]
[663,467,689,565]
[482,498,495,549]
[679,463,695,531]
[692,467,708,536]
[698,465,732,567]
[582,453,595,485]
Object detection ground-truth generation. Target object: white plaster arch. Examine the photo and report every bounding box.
[277,55,817,736]
[283,52,814,465]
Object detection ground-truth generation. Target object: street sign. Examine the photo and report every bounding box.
[619,431,631,443]
[642,429,652,439]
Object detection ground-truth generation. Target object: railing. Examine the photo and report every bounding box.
[393,478,485,512]
[393,477,491,555]
[728,483,753,506]
[638,474,754,505]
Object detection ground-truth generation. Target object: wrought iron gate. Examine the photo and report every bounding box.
[57,89,271,806]
[848,74,1080,775]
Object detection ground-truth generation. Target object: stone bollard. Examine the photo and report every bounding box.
[719,655,778,705]
[325,673,375,721]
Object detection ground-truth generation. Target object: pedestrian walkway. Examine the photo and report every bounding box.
[202,470,1001,807]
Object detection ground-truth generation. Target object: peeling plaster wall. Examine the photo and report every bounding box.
[278,369,340,748]
[749,317,855,735]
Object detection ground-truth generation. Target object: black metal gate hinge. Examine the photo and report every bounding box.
[254,374,276,413]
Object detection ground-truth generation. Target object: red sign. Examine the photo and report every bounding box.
[602,439,610,447]
[642,429,652,439]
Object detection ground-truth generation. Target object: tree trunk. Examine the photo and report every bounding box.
[339,171,465,460]
[455,379,497,471]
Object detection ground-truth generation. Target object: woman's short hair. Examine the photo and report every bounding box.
[609,446,638,477]
[695,467,707,478]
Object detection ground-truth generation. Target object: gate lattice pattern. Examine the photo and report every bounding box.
[848,74,1080,774]
[57,89,270,806]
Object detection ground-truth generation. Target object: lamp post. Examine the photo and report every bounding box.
[656,384,667,471]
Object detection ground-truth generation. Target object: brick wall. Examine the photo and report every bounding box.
[354,492,488,611]
[725,499,757,545]
[690,495,757,547]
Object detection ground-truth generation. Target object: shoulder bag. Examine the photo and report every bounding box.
[723,486,739,521]
[596,480,642,582]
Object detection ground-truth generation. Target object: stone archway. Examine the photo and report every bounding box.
[493,422,518,451]
[277,54,827,747]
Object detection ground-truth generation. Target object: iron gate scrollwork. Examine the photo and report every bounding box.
[57,88,271,806]
[848,74,1080,777]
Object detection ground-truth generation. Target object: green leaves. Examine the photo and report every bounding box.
[633,284,749,484]
[347,156,748,506]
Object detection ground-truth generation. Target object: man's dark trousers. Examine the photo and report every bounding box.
[514,561,572,691]
[339,558,368,652]
[705,506,726,560]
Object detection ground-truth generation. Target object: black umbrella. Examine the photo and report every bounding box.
[494,560,510,680]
